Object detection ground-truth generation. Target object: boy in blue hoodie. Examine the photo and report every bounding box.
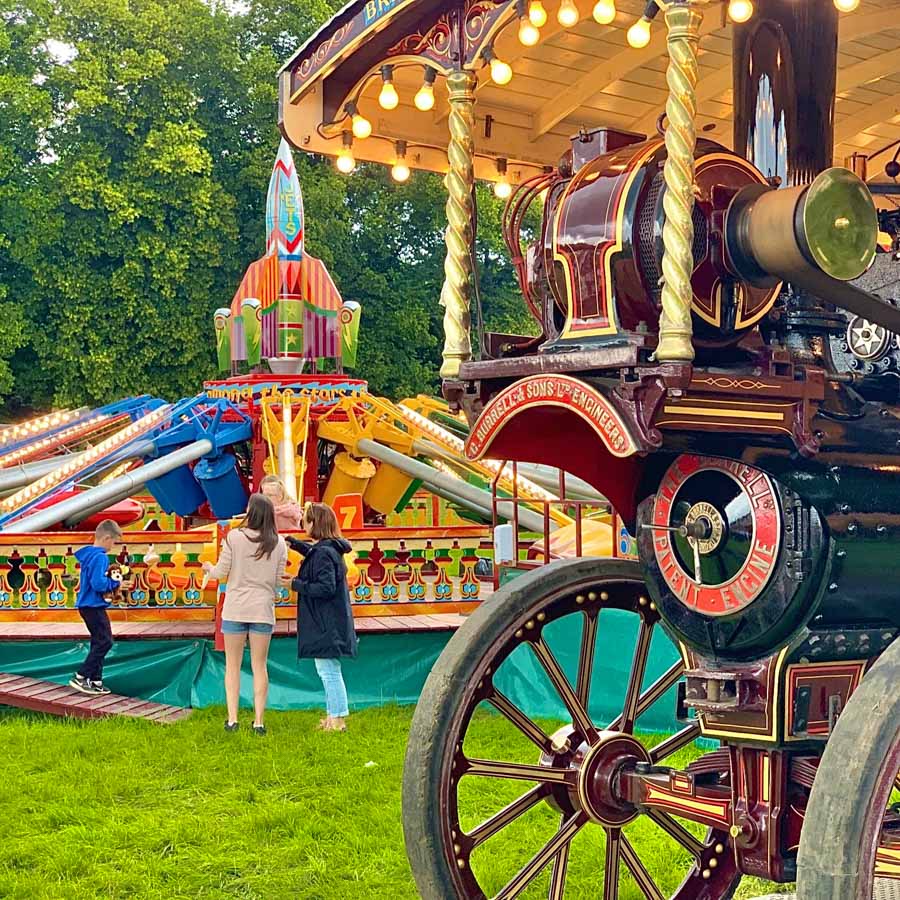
[69,519,132,696]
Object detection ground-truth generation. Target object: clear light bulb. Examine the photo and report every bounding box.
[391,161,410,183]
[728,0,753,22]
[378,81,399,110]
[414,83,435,111]
[494,178,512,200]
[518,17,540,45]
[336,149,355,174]
[528,0,548,27]
[557,0,579,27]
[489,56,513,85]
[592,0,615,24]
[833,0,859,10]
[627,16,652,48]
[351,113,372,139]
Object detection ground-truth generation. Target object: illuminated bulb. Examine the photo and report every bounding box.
[351,112,372,139]
[336,148,355,174]
[833,0,859,10]
[727,0,753,22]
[414,83,434,111]
[489,55,513,85]
[518,16,541,45]
[494,158,512,199]
[379,81,398,110]
[592,0,615,24]
[557,0,579,27]
[627,15,652,48]
[391,140,410,182]
[528,0,548,26]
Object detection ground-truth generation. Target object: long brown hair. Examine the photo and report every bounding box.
[241,493,279,559]
[304,502,342,541]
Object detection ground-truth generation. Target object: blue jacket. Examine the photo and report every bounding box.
[75,546,119,609]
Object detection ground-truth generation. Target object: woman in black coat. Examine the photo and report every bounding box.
[288,503,358,732]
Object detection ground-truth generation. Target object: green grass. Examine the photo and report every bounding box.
[0,706,793,899]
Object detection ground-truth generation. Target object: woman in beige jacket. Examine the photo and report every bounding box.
[203,494,287,735]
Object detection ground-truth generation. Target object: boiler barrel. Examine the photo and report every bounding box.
[726,167,900,334]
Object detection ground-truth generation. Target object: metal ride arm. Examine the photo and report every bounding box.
[316,392,573,529]
[4,439,214,533]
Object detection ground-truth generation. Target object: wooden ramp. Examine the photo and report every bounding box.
[0,673,191,723]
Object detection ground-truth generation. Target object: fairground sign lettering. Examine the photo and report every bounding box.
[464,375,638,460]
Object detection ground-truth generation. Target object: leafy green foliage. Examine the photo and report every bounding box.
[0,0,536,413]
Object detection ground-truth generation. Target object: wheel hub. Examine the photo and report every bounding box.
[540,727,651,827]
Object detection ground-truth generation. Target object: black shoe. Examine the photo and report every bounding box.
[224,721,239,732]
[252,724,266,736]
[91,681,112,695]
[69,674,100,695]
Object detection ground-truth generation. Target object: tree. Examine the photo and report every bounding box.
[1,0,538,411]
[0,2,53,406]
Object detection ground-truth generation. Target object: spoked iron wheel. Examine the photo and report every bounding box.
[403,558,739,899]
[798,635,900,900]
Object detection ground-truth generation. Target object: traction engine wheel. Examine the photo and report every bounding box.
[797,635,900,900]
[402,558,739,899]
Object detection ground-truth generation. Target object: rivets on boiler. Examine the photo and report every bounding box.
[588,591,597,601]
[650,601,657,611]
[453,843,461,854]
[600,591,609,601]
[515,629,523,638]
[457,859,466,870]
[537,612,546,622]
[525,620,535,630]
[576,595,586,604]
[638,596,647,606]
[709,858,718,869]
[702,869,711,880]
[715,843,724,854]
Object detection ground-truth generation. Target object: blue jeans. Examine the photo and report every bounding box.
[314,658,349,718]
[221,620,274,635]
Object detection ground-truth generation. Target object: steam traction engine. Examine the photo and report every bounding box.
[401,132,900,899]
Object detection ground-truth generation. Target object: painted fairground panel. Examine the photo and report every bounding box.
[0,525,493,621]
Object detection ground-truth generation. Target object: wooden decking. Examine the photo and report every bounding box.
[0,613,469,642]
[0,673,191,723]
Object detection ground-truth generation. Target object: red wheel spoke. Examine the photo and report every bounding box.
[620,619,654,733]
[649,722,702,764]
[487,689,554,753]
[548,816,570,900]
[530,637,596,739]
[645,808,705,858]
[603,828,622,900]
[606,661,684,732]
[493,811,587,900]
[620,834,665,900]
[575,611,599,710]
[465,758,575,785]
[466,783,552,849]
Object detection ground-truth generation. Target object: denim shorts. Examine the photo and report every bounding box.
[220,619,274,635]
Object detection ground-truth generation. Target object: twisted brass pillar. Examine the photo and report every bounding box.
[657,1,704,363]
[439,70,477,379]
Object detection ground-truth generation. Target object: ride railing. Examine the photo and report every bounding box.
[490,462,636,588]
[0,525,493,619]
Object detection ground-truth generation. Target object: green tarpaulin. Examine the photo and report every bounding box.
[0,611,686,733]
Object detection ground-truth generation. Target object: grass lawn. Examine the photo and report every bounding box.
[0,705,794,899]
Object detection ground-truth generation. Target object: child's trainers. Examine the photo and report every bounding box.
[69,674,99,695]
[91,681,112,695]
